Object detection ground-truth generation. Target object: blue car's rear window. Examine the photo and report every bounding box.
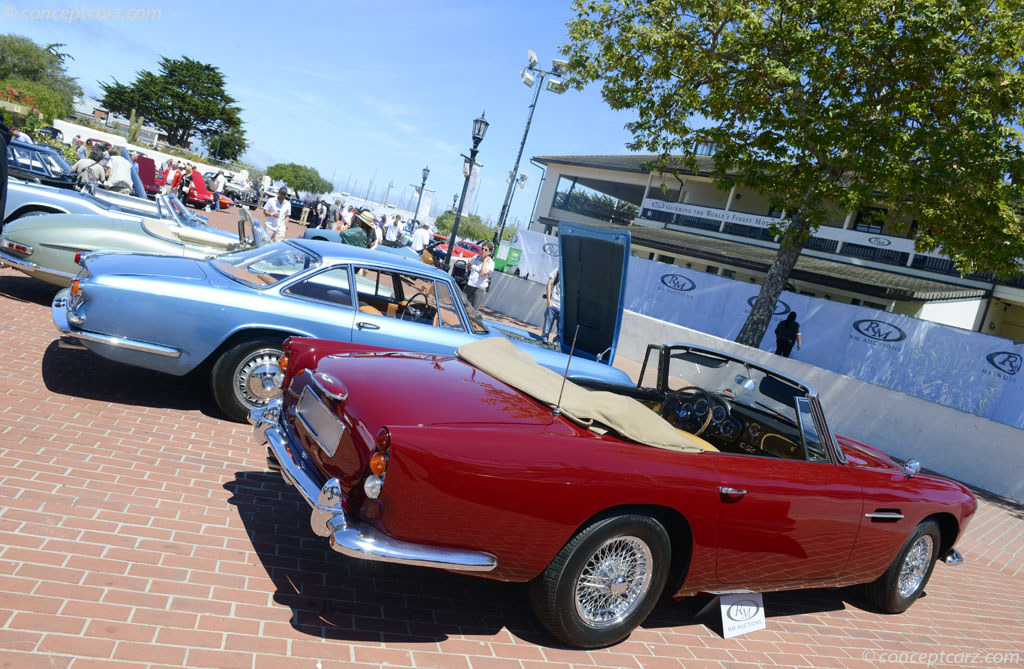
[212,244,319,287]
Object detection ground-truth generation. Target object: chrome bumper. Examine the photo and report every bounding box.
[0,249,74,283]
[941,548,964,565]
[52,294,181,358]
[250,401,497,572]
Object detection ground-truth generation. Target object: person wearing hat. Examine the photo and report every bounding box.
[263,187,291,242]
[338,209,377,248]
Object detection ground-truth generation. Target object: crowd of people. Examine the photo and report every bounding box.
[66,135,135,193]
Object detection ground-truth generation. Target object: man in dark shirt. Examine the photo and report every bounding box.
[774,312,802,357]
[0,119,10,220]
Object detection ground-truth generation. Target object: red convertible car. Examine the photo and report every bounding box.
[250,336,975,648]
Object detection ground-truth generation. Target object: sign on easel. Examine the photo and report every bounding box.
[720,593,766,638]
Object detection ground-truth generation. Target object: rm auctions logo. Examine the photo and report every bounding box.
[648,200,666,210]
[542,243,560,257]
[986,352,1022,376]
[852,319,907,342]
[726,600,760,622]
[746,296,791,316]
[867,236,892,247]
[659,274,696,292]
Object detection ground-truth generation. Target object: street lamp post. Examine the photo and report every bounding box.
[492,51,568,246]
[444,112,489,271]
[412,166,430,222]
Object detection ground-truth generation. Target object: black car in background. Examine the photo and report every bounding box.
[7,140,76,189]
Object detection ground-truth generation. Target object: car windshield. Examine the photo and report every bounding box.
[162,195,202,227]
[211,244,319,287]
[666,350,802,426]
[39,150,71,175]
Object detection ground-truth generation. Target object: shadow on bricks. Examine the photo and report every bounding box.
[0,273,62,305]
[223,469,588,647]
[40,339,225,417]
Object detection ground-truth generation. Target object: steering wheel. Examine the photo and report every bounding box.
[398,291,430,321]
[659,386,714,436]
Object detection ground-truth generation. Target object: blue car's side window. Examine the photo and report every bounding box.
[283,266,354,309]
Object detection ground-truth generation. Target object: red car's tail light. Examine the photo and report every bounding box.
[375,426,391,452]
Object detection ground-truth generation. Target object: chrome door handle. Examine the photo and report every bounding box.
[718,486,747,500]
[357,321,380,330]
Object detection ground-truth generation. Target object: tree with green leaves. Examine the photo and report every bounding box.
[566,0,1024,347]
[266,163,333,194]
[434,210,495,242]
[99,56,242,148]
[208,125,248,161]
[0,34,82,119]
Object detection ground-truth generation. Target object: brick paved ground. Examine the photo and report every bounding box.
[1,208,1023,668]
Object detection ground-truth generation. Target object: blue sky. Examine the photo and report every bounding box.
[5,0,641,227]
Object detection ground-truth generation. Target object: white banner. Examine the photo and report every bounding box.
[644,198,778,228]
[460,162,481,217]
[513,229,559,283]
[516,229,1024,428]
[413,187,434,221]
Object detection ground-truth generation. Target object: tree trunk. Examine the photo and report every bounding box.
[734,211,814,348]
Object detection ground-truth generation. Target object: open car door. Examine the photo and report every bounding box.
[557,221,630,365]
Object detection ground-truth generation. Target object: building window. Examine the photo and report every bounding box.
[721,269,736,279]
[705,265,719,274]
[767,206,784,219]
[656,254,675,265]
[854,207,887,234]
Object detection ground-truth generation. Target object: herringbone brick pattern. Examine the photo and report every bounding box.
[2,222,1024,668]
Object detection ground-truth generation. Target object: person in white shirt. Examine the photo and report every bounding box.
[541,268,561,344]
[104,152,134,193]
[263,187,291,242]
[383,216,402,246]
[212,170,227,211]
[410,222,431,253]
[12,128,33,143]
[463,242,495,310]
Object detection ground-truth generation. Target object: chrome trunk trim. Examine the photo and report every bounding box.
[251,402,497,573]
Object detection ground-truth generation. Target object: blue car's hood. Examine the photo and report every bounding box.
[557,222,630,366]
[84,252,209,280]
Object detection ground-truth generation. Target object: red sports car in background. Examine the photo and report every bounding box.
[251,335,975,649]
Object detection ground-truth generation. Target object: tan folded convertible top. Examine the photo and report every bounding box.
[456,337,711,453]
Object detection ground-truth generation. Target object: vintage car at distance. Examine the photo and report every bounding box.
[0,197,266,287]
[52,235,632,422]
[6,139,76,189]
[250,335,975,648]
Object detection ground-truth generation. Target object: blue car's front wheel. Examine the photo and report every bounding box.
[211,337,285,422]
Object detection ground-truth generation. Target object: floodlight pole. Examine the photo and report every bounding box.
[493,71,546,247]
[413,166,429,222]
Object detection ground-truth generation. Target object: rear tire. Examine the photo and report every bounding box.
[210,338,285,422]
[529,514,670,649]
[864,520,940,613]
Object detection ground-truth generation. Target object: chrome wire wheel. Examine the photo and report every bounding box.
[234,348,283,408]
[897,534,934,598]
[574,535,653,628]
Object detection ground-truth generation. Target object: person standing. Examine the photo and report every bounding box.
[212,170,226,211]
[74,136,88,160]
[338,209,376,248]
[11,127,33,143]
[410,222,430,253]
[383,216,401,247]
[463,242,495,310]
[263,187,291,242]
[103,150,134,193]
[326,199,341,229]
[299,194,312,226]
[541,268,561,345]
[71,148,106,186]
[774,312,802,357]
[0,119,10,221]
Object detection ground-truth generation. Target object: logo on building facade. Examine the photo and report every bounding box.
[648,199,667,210]
[867,237,892,247]
[660,274,696,292]
[542,243,560,257]
[986,352,1022,376]
[852,319,907,342]
[746,296,791,316]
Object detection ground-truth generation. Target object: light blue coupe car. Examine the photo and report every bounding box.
[52,226,631,422]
